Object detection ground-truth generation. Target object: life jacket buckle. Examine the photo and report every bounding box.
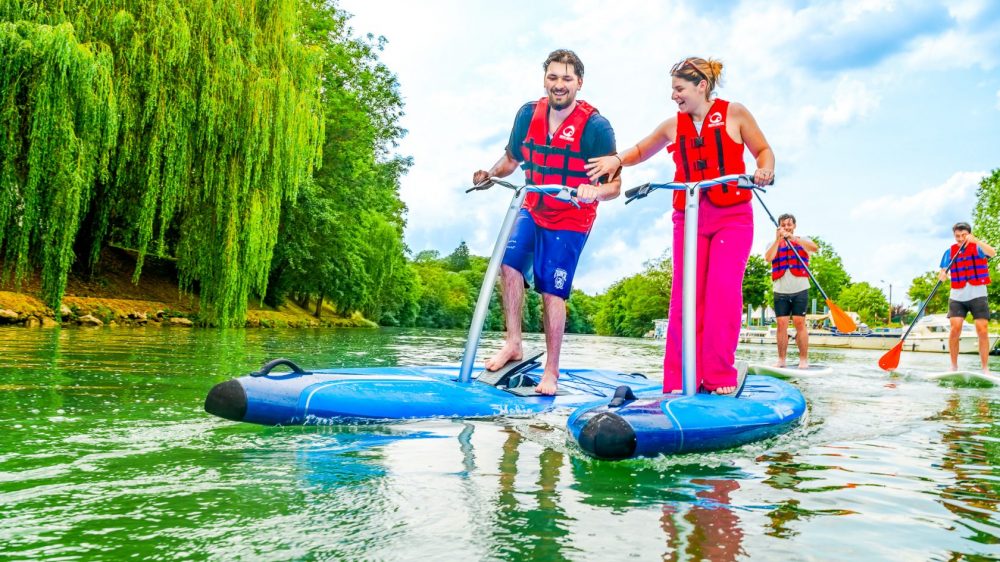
[692,137,705,148]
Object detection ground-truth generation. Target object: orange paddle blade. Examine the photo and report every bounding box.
[827,300,857,333]
[878,342,903,371]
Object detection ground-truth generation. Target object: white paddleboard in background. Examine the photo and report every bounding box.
[748,363,834,378]
[923,370,1000,387]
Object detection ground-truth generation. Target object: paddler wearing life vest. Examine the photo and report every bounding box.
[763,213,818,369]
[472,49,621,395]
[585,56,774,394]
[938,222,996,374]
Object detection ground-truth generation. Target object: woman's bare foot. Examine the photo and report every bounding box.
[484,342,523,371]
[534,370,559,395]
[774,360,786,368]
[712,386,736,395]
[798,361,809,369]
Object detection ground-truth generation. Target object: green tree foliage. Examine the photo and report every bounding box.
[743,254,772,311]
[594,256,671,337]
[808,237,851,304]
[838,281,889,326]
[972,169,1000,314]
[266,0,411,324]
[0,20,117,310]
[566,290,601,334]
[412,260,473,329]
[1,1,324,326]
[908,270,950,315]
[446,241,471,272]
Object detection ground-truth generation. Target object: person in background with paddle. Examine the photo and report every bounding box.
[584,56,774,395]
[938,222,996,374]
[763,213,818,369]
[472,49,620,395]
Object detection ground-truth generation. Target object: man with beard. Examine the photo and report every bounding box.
[472,49,619,395]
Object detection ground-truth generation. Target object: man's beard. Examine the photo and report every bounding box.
[547,90,574,110]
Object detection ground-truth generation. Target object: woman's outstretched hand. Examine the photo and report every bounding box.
[585,155,621,182]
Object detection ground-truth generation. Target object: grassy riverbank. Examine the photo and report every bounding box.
[0,248,375,329]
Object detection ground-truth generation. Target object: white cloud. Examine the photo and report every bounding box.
[845,171,988,300]
[339,0,997,297]
[849,171,985,233]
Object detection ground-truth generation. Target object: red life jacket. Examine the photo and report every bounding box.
[950,242,991,288]
[520,98,598,233]
[667,98,748,211]
[771,241,810,280]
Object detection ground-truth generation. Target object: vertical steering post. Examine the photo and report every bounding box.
[458,188,528,383]
[682,183,699,396]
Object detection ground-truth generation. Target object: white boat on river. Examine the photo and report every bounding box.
[739,313,999,354]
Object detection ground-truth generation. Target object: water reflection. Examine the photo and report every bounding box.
[2,327,1000,559]
[934,395,1000,547]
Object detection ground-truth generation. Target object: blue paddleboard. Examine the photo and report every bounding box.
[567,374,807,459]
[205,356,661,425]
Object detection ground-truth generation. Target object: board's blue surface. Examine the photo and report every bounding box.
[205,365,661,425]
[568,375,807,459]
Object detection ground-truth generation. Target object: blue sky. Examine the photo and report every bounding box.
[339,0,1000,305]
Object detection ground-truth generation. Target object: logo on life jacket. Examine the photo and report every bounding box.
[707,111,723,127]
[558,125,576,142]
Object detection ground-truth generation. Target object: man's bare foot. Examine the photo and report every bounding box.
[798,361,809,369]
[774,360,786,368]
[950,364,959,372]
[712,386,736,395]
[534,370,559,395]
[484,342,523,371]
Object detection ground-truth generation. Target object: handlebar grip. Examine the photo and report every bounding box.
[624,183,648,199]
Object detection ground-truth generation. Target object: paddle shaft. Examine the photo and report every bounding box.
[753,190,831,301]
[458,188,528,383]
[897,242,966,343]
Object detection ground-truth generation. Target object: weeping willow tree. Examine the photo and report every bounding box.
[0,20,117,311]
[1,0,324,326]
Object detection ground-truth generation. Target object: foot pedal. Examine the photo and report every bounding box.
[476,351,543,387]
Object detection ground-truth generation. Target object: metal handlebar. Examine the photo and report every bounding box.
[624,174,768,204]
[467,177,580,208]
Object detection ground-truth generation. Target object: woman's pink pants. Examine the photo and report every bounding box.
[663,197,753,392]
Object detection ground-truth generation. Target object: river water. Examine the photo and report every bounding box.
[1,327,998,561]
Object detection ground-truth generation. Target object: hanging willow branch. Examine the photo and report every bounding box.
[2,0,324,326]
[0,20,117,310]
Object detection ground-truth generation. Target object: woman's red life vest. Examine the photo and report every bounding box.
[666,98,748,211]
[520,98,598,233]
[771,241,810,280]
[949,242,991,288]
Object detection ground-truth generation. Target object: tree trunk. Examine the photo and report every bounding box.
[314,293,324,319]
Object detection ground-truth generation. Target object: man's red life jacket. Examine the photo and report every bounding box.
[771,241,810,280]
[950,242,991,288]
[520,98,598,233]
[666,98,748,211]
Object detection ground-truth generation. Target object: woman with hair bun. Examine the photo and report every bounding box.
[585,56,774,395]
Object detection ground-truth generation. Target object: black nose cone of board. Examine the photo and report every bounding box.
[576,412,636,459]
[204,379,247,422]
